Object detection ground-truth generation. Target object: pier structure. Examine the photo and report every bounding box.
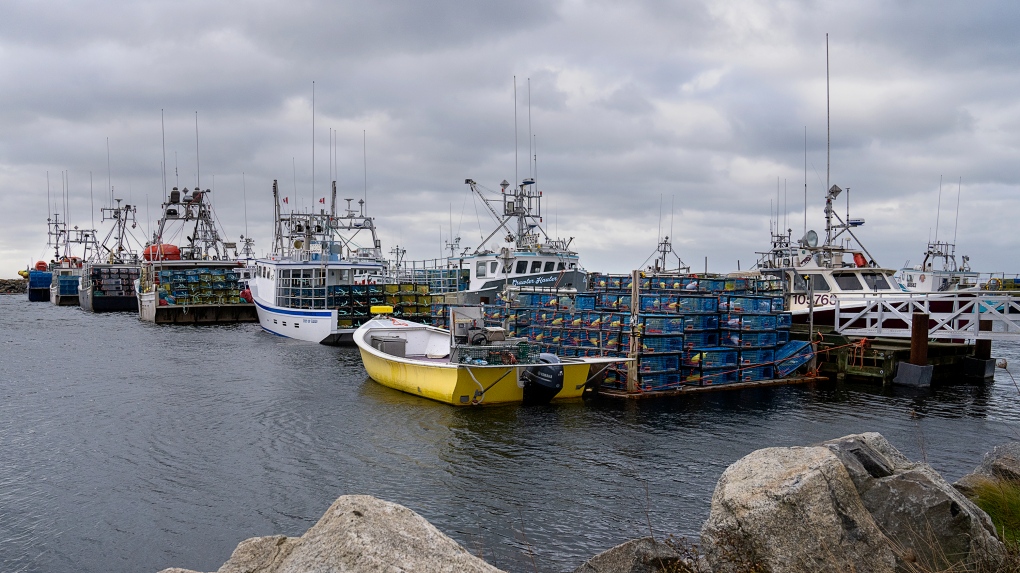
[798,291,1020,384]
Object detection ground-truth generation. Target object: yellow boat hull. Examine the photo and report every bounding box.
[358,345,596,406]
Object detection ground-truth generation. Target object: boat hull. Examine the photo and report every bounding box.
[27,288,49,302]
[354,318,606,406]
[137,288,257,324]
[79,287,138,313]
[253,296,347,344]
[358,345,595,405]
[50,287,79,306]
[463,269,587,304]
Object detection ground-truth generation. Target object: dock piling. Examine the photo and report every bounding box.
[909,312,929,366]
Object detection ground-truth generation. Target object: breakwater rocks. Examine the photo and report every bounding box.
[0,279,27,294]
[161,434,1015,573]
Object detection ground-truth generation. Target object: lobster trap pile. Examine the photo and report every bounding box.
[429,273,818,393]
[155,268,244,306]
[90,266,140,297]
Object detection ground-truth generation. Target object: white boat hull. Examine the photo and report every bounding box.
[251,283,347,344]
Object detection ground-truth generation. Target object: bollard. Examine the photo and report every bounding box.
[909,312,929,366]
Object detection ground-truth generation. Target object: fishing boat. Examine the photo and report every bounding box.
[395,178,585,304]
[136,186,255,323]
[354,305,621,405]
[45,213,99,306]
[753,184,903,325]
[24,261,52,302]
[249,180,388,344]
[897,241,1020,293]
[79,199,144,312]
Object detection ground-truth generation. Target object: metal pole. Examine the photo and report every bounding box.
[910,312,930,366]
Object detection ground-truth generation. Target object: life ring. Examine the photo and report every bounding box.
[988,278,1001,291]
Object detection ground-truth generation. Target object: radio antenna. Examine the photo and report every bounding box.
[952,177,962,247]
[311,81,315,207]
[825,33,830,196]
[513,76,518,186]
[935,175,943,243]
[195,111,200,189]
[161,109,167,203]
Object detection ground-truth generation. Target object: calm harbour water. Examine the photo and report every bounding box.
[2,295,1019,573]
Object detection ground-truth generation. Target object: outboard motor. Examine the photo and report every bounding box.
[521,353,564,405]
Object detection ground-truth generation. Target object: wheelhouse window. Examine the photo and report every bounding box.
[794,273,831,292]
[833,273,863,290]
[489,261,498,274]
[861,272,890,290]
[530,261,542,274]
[557,262,565,271]
[544,261,555,272]
[515,260,528,274]
[476,261,487,278]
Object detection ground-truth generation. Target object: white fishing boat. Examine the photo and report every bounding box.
[354,305,622,406]
[754,184,903,325]
[136,186,255,323]
[249,180,388,344]
[79,199,144,312]
[897,241,1020,293]
[395,178,585,304]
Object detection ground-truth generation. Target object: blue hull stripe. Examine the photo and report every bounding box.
[253,297,333,318]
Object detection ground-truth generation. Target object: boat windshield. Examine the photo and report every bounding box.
[833,273,864,291]
[861,272,891,290]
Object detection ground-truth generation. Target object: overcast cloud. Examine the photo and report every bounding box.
[2,0,1018,278]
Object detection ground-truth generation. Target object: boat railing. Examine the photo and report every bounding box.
[833,291,1020,340]
[452,341,541,365]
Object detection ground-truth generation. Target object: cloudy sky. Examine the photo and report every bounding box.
[2,0,1018,278]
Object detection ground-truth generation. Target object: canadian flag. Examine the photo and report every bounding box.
[319,198,325,204]
[282,197,288,204]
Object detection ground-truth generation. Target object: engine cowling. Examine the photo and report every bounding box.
[521,353,564,405]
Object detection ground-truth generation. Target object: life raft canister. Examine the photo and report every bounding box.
[853,253,868,268]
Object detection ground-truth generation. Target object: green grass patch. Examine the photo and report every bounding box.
[969,478,1020,545]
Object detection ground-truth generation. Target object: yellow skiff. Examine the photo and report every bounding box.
[354,316,623,406]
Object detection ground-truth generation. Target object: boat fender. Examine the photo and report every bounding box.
[521,353,564,405]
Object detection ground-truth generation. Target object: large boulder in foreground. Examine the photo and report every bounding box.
[955,441,1020,496]
[701,432,1005,573]
[159,495,505,573]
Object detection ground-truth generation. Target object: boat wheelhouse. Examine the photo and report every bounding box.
[250,180,388,344]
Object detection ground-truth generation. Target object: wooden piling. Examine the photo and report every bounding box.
[625,269,640,393]
[909,312,929,366]
[975,319,993,360]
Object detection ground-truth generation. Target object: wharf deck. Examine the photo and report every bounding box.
[595,375,827,400]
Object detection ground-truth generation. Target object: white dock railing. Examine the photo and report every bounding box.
[833,291,1020,340]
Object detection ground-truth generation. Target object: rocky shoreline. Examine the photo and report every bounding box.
[0,278,27,294]
[159,433,1019,573]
